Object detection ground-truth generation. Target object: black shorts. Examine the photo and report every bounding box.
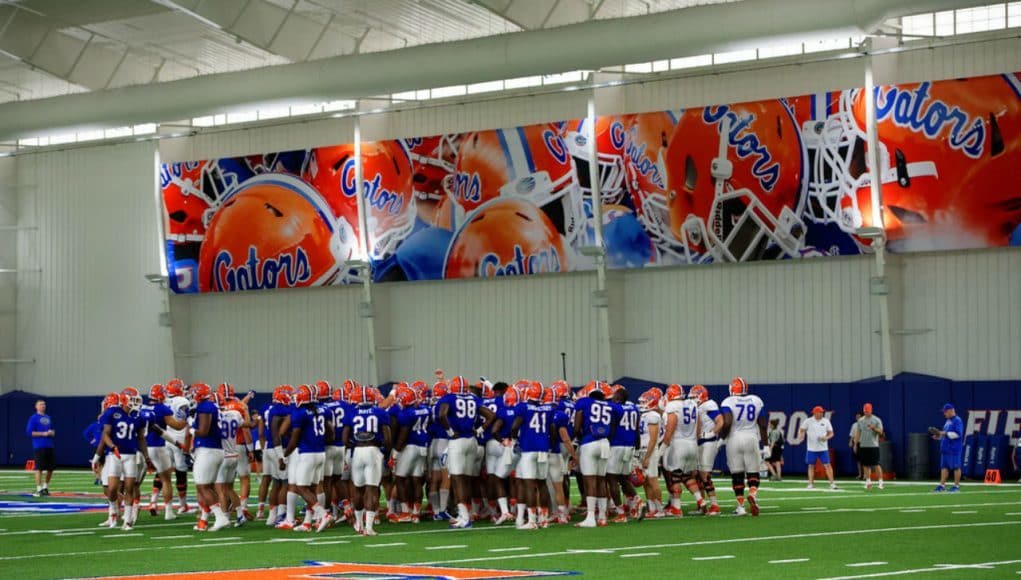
[34,447,56,472]
[768,445,784,462]
[858,446,880,467]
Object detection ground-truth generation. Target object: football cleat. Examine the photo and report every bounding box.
[97,518,117,528]
[149,504,158,517]
[747,494,760,517]
[316,514,333,533]
[234,514,247,527]
[433,510,452,521]
[948,485,960,493]
[611,513,628,524]
[493,512,513,526]
[362,528,378,536]
[193,519,208,531]
[663,506,683,518]
[387,512,401,523]
[275,520,295,530]
[294,522,312,532]
[177,503,191,514]
[164,508,177,521]
[707,504,721,516]
[830,482,838,490]
[209,517,231,532]
[933,484,946,493]
[733,505,747,516]
[647,509,665,519]
[806,483,815,490]
[596,519,608,527]
[575,518,597,528]
[121,522,134,531]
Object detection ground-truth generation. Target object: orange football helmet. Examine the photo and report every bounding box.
[624,111,688,261]
[503,386,520,407]
[444,197,569,279]
[448,375,470,394]
[216,383,235,401]
[448,123,584,245]
[272,385,294,405]
[160,161,215,243]
[102,392,121,411]
[637,388,661,412]
[666,100,808,262]
[120,387,142,411]
[402,134,459,202]
[664,384,685,401]
[148,384,166,403]
[165,378,185,398]
[191,383,213,402]
[688,384,709,403]
[198,174,352,292]
[563,115,631,204]
[305,139,415,260]
[729,376,749,396]
[804,74,1021,250]
[393,383,416,407]
[348,384,374,406]
[431,380,450,403]
[294,384,314,406]
[524,381,544,403]
[551,380,571,402]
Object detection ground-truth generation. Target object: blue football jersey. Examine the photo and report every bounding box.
[102,407,142,454]
[611,401,640,447]
[439,393,481,439]
[399,406,432,448]
[515,403,554,453]
[429,403,449,441]
[349,405,390,446]
[291,406,326,453]
[495,405,518,440]
[192,400,222,450]
[575,398,616,444]
[141,402,173,448]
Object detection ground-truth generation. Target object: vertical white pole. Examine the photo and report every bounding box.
[864,45,894,380]
[588,91,613,382]
[353,118,379,386]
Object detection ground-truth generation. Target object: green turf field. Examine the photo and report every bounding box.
[1,469,1019,579]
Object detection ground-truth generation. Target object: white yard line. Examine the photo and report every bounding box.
[771,558,810,564]
[201,536,241,542]
[847,562,888,567]
[692,555,735,561]
[412,520,1021,567]
[100,533,143,538]
[951,511,977,514]
[489,547,530,553]
[313,540,349,545]
[365,542,407,548]
[424,545,467,550]
[818,559,1021,579]
[54,531,94,536]
[620,553,660,558]
[899,510,925,513]
[150,535,191,540]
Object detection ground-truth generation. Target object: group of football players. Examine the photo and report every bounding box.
[85,372,768,535]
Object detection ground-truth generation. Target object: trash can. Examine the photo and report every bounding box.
[906,433,930,480]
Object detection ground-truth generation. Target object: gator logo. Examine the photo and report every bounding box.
[478,244,563,277]
[213,246,312,291]
[703,105,781,193]
[874,82,987,159]
[340,157,407,216]
[542,129,569,165]
[96,561,573,579]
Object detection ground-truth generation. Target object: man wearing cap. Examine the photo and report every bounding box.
[854,403,884,490]
[799,406,836,490]
[931,404,964,493]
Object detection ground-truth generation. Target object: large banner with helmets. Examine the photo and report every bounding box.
[159,71,1021,293]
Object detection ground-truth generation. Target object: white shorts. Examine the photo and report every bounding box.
[294,451,325,487]
[485,440,505,476]
[216,456,238,485]
[236,450,251,477]
[262,447,279,479]
[351,447,383,488]
[492,444,520,479]
[446,437,477,476]
[663,439,698,474]
[429,439,449,472]
[546,452,565,483]
[193,447,224,486]
[149,446,172,474]
[325,446,344,478]
[171,443,189,472]
[469,441,484,476]
[698,439,720,472]
[637,447,660,479]
[395,445,428,478]
[287,453,299,484]
[607,446,633,475]
[725,432,760,474]
[103,452,138,480]
[517,451,550,480]
[579,439,610,477]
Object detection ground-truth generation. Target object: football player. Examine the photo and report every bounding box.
[435,375,496,529]
[191,383,230,531]
[481,381,510,523]
[393,383,431,523]
[574,382,618,527]
[637,388,665,518]
[691,385,723,515]
[661,384,703,516]
[342,384,391,536]
[164,378,192,514]
[140,384,188,520]
[488,383,522,526]
[216,394,246,525]
[607,386,642,522]
[547,382,577,525]
[280,385,333,533]
[318,381,346,521]
[507,382,554,530]
[426,380,452,520]
[92,392,143,529]
[719,377,767,516]
[260,385,292,526]
[231,389,257,520]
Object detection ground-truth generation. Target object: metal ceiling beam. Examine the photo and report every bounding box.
[148,0,297,61]
[0,0,997,140]
[469,0,529,31]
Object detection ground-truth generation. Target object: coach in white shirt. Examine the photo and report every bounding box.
[800,406,836,490]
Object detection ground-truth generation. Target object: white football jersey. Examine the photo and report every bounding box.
[220,408,243,456]
[720,394,765,438]
[698,399,721,440]
[663,399,699,442]
[164,396,190,442]
[639,411,661,448]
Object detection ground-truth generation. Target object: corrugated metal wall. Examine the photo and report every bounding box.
[11,36,1020,394]
[0,158,16,392]
[15,142,175,395]
[901,248,1021,380]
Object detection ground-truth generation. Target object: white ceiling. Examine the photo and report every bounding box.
[0,0,741,104]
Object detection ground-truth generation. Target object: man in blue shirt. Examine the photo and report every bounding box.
[394,384,431,523]
[436,375,495,529]
[25,400,55,497]
[509,382,555,530]
[342,385,391,536]
[189,383,230,531]
[933,403,965,493]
